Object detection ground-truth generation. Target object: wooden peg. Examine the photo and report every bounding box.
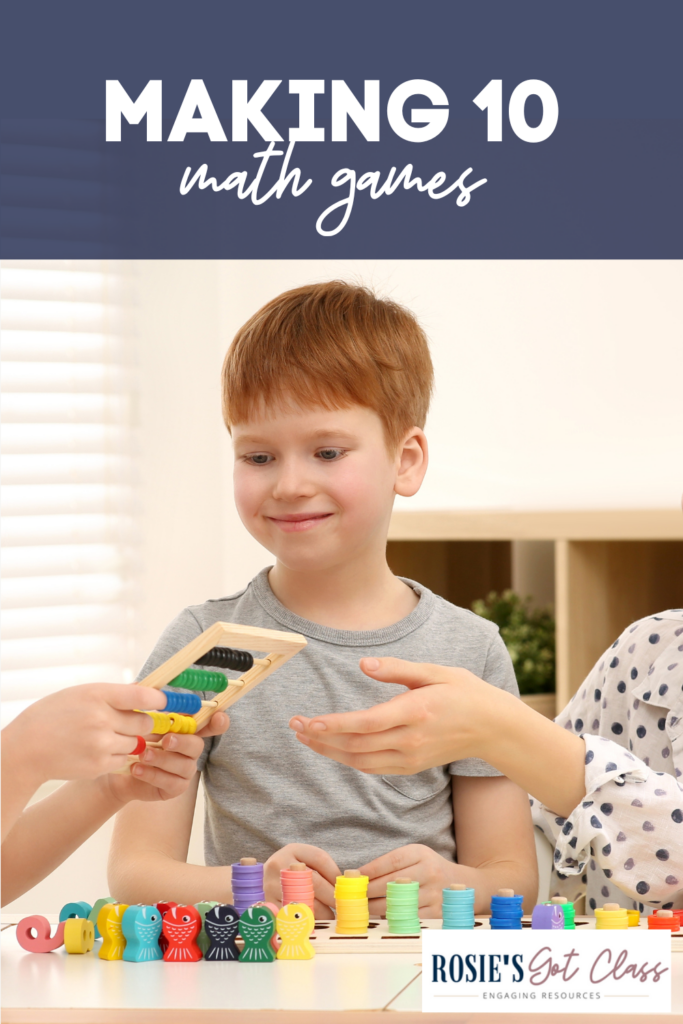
[497,888,515,897]
[289,862,307,871]
[344,869,361,877]
[240,857,258,866]
[603,903,621,911]
[394,877,413,884]
[449,884,467,890]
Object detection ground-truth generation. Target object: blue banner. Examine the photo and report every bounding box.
[1,0,681,257]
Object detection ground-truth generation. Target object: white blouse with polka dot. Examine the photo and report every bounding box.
[531,609,683,915]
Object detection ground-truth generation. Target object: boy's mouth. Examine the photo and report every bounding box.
[266,512,334,533]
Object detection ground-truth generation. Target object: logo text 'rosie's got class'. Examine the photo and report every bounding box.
[105,78,558,236]
[432,946,669,986]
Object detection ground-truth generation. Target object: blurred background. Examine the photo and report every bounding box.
[2,258,682,912]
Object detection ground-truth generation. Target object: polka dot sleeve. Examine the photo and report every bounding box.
[532,732,683,906]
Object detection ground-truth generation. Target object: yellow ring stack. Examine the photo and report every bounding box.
[334,869,369,934]
[594,902,629,929]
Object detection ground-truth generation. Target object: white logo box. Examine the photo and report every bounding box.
[422,929,671,1014]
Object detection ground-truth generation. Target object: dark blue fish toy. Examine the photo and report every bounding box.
[204,903,241,961]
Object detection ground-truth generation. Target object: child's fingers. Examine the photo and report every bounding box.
[107,684,168,712]
[138,746,197,781]
[360,657,456,689]
[197,712,230,738]
[129,761,188,799]
[293,719,411,755]
[289,697,411,740]
[110,708,163,737]
[295,733,404,772]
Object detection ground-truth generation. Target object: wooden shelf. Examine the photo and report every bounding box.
[388,509,683,714]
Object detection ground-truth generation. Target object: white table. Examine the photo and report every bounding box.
[3,918,683,1023]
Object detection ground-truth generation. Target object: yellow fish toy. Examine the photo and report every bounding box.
[275,903,315,960]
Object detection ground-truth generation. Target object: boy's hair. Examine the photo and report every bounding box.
[222,281,433,449]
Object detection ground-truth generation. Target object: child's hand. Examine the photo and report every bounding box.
[263,843,340,918]
[289,657,507,774]
[106,711,230,805]
[8,682,225,786]
[360,843,462,919]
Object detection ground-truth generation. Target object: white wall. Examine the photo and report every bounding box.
[6,259,681,915]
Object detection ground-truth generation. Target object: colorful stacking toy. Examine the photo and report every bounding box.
[59,901,92,923]
[276,903,315,960]
[239,905,277,962]
[490,888,523,930]
[63,918,95,954]
[648,909,680,931]
[88,898,114,940]
[231,858,265,913]
[335,869,369,934]
[162,905,202,961]
[122,906,163,962]
[542,896,575,929]
[16,916,66,953]
[386,878,421,934]
[532,904,565,929]
[441,884,475,929]
[281,862,316,913]
[195,901,219,955]
[595,903,629,929]
[98,903,129,960]
[204,904,241,961]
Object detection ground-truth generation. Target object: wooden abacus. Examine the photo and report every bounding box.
[123,622,307,772]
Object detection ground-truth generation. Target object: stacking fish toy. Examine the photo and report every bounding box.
[239,905,277,962]
[204,904,241,961]
[162,905,202,962]
[122,906,163,962]
[276,903,316,960]
[98,903,129,960]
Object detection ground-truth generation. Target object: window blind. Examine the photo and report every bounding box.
[0,260,140,726]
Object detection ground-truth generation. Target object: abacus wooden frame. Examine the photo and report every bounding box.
[125,622,307,768]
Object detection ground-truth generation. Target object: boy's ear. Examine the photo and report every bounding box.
[394,428,428,497]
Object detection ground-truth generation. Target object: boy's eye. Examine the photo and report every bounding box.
[315,448,345,461]
[245,453,273,465]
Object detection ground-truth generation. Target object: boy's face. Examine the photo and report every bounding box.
[232,401,422,574]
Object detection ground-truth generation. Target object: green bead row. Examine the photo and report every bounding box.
[167,668,228,693]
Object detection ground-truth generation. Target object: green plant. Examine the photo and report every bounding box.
[471,590,555,695]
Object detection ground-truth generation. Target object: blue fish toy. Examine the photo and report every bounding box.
[122,905,163,961]
[204,904,241,961]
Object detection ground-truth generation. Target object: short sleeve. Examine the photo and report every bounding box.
[449,629,520,777]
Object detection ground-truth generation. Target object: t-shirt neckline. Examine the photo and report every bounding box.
[250,567,434,647]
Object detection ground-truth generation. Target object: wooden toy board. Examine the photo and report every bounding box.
[310,914,597,953]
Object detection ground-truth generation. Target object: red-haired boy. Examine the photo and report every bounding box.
[110,282,537,916]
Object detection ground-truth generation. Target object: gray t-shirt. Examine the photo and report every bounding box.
[137,568,519,870]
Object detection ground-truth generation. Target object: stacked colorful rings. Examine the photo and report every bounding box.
[441,886,475,929]
[490,891,523,930]
[334,872,369,934]
[386,879,420,934]
[281,864,316,913]
[595,904,628,929]
[627,909,641,927]
[231,860,265,913]
[648,910,679,931]
[161,689,202,715]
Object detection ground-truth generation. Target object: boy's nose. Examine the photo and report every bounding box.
[270,461,316,501]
